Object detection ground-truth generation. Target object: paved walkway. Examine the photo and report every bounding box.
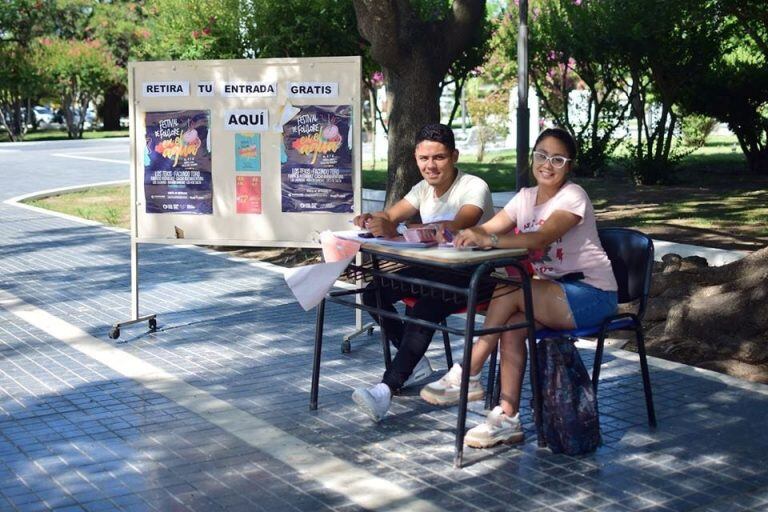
[1,140,767,511]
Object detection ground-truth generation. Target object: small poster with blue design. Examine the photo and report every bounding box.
[234,133,261,172]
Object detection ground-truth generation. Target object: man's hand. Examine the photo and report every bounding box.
[352,213,373,229]
[365,216,398,238]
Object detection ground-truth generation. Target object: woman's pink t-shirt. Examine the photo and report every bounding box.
[502,182,617,291]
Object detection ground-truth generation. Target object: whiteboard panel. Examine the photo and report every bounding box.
[128,57,362,247]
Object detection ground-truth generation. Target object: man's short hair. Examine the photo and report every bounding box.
[415,123,456,152]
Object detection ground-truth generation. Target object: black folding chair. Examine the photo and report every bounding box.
[486,227,657,428]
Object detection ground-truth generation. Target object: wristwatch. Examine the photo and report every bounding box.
[489,233,499,248]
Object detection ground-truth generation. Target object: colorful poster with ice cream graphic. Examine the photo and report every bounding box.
[281,105,353,213]
[235,133,261,172]
[144,110,213,214]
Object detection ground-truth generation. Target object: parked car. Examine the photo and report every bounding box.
[33,106,55,129]
[54,108,97,131]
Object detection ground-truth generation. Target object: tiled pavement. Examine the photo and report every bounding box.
[1,141,768,511]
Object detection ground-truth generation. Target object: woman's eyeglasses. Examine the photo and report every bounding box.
[532,151,571,169]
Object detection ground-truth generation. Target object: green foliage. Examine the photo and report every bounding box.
[675,0,768,174]
[522,0,629,177]
[137,0,241,60]
[601,0,723,183]
[36,37,122,138]
[50,0,97,40]
[241,0,360,59]
[0,0,54,140]
[0,1,54,44]
[622,150,681,185]
[481,10,517,88]
[681,115,718,149]
[443,14,495,125]
[466,87,509,162]
[137,0,364,62]
[0,42,42,140]
[87,1,152,67]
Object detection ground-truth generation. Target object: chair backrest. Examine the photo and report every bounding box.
[597,227,654,319]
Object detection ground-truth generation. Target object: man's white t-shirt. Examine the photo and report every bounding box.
[403,171,494,225]
[502,182,617,291]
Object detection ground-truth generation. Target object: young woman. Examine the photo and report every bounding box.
[420,127,618,448]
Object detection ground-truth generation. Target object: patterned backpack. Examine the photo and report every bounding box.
[534,337,601,455]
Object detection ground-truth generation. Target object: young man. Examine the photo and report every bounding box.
[351,123,494,422]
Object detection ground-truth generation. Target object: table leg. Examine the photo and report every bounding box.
[453,264,487,468]
[372,256,392,369]
[310,298,326,411]
[521,274,545,447]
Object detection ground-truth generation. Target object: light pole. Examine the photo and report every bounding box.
[516,0,530,190]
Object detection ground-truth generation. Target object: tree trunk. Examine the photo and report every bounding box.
[734,127,768,174]
[102,84,124,131]
[352,0,486,207]
[10,100,25,142]
[747,149,768,174]
[383,67,442,206]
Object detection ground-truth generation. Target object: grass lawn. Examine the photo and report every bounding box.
[3,129,129,143]
[21,136,768,244]
[577,138,767,241]
[24,185,131,228]
[363,149,518,191]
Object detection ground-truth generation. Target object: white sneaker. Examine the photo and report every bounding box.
[402,356,435,388]
[352,383,391,422]
[464,406,524,448]
[419,363,484,406]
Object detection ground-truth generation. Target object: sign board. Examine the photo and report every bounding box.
[127,57,362,247]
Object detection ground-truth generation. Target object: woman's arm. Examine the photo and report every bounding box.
[450,208,514,246]
[454,209,580,249]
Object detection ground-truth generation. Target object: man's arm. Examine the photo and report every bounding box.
[440,204,484,232]
[352,199,419,237]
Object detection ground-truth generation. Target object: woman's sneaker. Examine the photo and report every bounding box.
[402,356,434,388]
[464,406,524,448]
[352,383,391,422]
[419,363,484,406]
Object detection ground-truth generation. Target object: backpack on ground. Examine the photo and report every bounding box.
[533,336,601,455]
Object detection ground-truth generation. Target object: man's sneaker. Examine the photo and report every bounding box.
[352,383,391,422]
[464,406,524,448]
[402,356,434,388]
[419,363,483,406]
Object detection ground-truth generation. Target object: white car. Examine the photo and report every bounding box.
[33,106,55,129]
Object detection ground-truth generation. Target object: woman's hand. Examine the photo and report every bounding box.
[453,227,491,248]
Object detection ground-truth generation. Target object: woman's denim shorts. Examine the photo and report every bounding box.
[558,280,618,329]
